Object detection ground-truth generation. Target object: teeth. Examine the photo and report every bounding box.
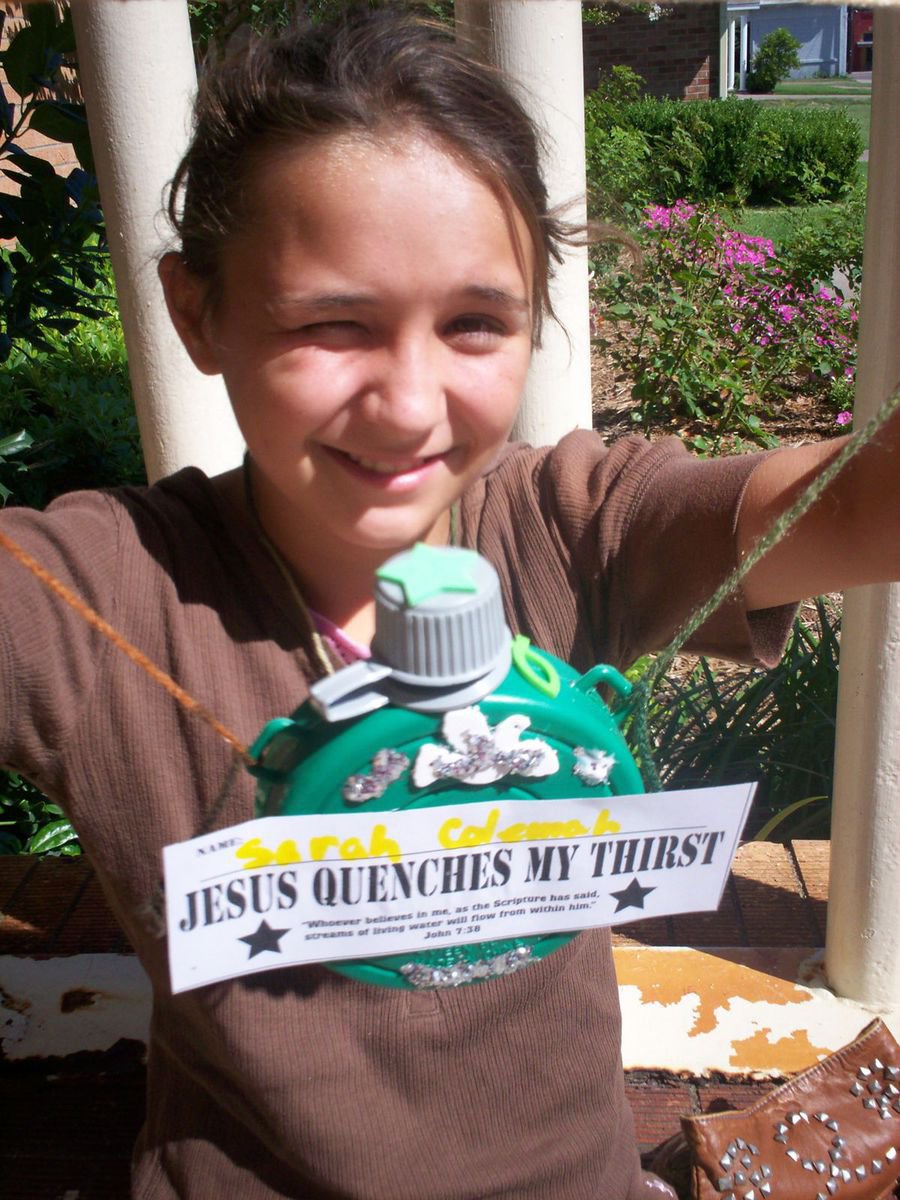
[352,454,425,474]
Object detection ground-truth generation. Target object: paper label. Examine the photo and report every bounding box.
[163,783,755,992]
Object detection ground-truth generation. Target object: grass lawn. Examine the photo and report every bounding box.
[730,91,870,249]
[765,96,871,150]
[773,77,871,97]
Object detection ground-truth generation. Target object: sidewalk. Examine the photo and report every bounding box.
[0,841,873,1200]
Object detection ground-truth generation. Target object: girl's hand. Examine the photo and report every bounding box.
[738,404,900,610]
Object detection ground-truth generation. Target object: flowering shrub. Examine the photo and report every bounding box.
[592,201,858,445]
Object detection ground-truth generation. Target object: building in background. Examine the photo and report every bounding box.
[726,1,850,87]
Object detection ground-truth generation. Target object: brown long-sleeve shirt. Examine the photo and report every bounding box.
[0,432,793,1198]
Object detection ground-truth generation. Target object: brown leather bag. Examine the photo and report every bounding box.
[680,1019,900,1200]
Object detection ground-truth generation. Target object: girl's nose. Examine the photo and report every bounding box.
[360,338,446,436]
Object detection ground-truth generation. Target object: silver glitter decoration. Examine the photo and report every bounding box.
[572,746,616,786]
[342,749,410,804]
[413,709,559,788]
[399,944,533,989]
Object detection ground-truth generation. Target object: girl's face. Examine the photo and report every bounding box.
[171,131,535,575]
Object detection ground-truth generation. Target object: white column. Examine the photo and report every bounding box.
[826,8,900,1009]
[71,1,243,484]
[726,14,736,95]
[455,0,592,446]
[739,16,750,93]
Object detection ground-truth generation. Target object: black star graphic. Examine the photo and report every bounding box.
[610,876,656,913]
[238,919,290,958]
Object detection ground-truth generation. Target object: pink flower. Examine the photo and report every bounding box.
[835,411,853,426]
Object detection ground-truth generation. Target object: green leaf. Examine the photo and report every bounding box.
[25,818,79,854]
[1,23,48,99]
[28,99,87,145]
[0,429,34,458]
[753,796,827,842]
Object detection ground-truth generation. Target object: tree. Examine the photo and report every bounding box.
[746,28,801,95]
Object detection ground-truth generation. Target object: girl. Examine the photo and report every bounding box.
[2,8,898,1199]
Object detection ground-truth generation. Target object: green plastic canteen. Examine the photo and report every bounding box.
[248,544,644,990]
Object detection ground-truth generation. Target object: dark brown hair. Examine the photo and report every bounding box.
[167,4,576,341]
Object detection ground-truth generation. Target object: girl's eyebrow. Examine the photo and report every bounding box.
[267,286,530,314]
[266,293,379,313]
[463,285,530,314]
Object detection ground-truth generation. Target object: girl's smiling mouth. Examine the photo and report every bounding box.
[324,445,449,487]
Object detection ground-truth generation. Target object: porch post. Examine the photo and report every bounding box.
[71,0,243,483]
[455,0,592,446]
[826,7,900,1008]
[739,15,750,93]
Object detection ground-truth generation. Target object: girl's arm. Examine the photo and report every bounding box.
[738,405,900,611]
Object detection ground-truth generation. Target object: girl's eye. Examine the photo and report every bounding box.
[290,320,366,346]
[446,315,504,343]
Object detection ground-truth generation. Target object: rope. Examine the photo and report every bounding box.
[2,381,898,793]
[0,528,254,767]
[628,378,900,791]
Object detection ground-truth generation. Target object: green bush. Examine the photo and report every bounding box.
[584,94,862,213]
[746,28,801,94]
[640,597,839,842]
[0,772,80,856]
[748,105,863,204]
[592,63,645,105]
[0,4,107,361]
[0,309,143,509]
[592,202,858,441]
[781,183,866,297]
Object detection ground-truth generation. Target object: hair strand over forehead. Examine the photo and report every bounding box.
[166,3,590,341]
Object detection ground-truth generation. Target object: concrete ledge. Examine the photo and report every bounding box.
[3,840,896,1076]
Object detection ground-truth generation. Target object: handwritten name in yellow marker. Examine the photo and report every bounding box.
[236,823,403,870]
[438,806,620,850]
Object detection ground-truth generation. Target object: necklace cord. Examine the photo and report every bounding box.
[0,527,255,767]
[629,377,900,790]
[242,457,335,679]
[1,382,897,791]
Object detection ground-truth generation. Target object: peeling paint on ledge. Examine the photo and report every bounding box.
[615,946,900,1078]
[0,954,150,1060]
[5,945,900,1076]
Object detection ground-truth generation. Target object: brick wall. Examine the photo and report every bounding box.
[582,3,722,99]
[1,2,82,197]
